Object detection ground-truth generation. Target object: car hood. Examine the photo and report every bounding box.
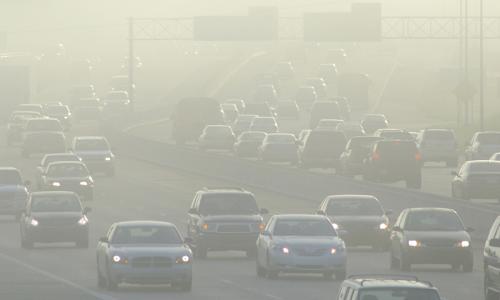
[330,215,386,225]
[202,214,263,223]
[46,176,90,182]
[404,230,470,241]
[272,236,343,247]
[110,244,191,257]
[31,211,83,220]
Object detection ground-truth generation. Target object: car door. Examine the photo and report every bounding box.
[391,210,407,259]
[97,226,115,275]
[20,199,32,237]
[486,221,500,289]
[187,194,201,240]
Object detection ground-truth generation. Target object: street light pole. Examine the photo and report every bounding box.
[479,0,485,130]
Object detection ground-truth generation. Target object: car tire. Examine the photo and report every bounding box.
[335,269,346,281]
[176,279,192,292]
[266,253,278,279]
[485,274,498,300]
[463,257,473,273]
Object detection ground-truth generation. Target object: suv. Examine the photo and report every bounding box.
[484,216,500,299]
[363,140,422,189]
[337,275,442,300]
[187,188,268,258]
[417,129,458,167]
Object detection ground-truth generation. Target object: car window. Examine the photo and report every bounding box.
[0,170,22,185]
[273,219,337,236]
[43,155,79,167]
[75,139,109,151]
[266,134,295,144]
[111,226,182,244]
[469,162,500,173]
[494,223,500,239]
[31,194,82,212]
[198,194,258,215]
[45,106,69,115]
[404,210,464,231]
[477,133,500,145]
[47,164,88,177]
[326,198,383,216]
[358,288,440,300]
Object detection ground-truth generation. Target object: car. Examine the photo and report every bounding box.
[390,207,473,272]
[316,118,344,130]
[72,98,103,121]
[256,214,346,280]
[451,160,500,200]
[275,101,299,120]
[298,129,347,170]
[102,91,131,114]
[309,101,342,129]
[22,117,63,138]
[187,187,267,258]
[36,153,82,188]
[253,84,278,104]
[339,136,383,176]
[43,104,72,130]
[318,64,338,85]
[338,275,443,300]
[225,98,246,112]
[221,103,239,123]
[244,102,275,117]
[305,77,328,99]
[231,114,257,136]
[96,221,192,291]
[295,86,317,109]
[335,122,365,140]
[0,167,29,220]
[22,131,66,158]
[361,114,389,134]
[172,97,224,144]
[363,139,422,189]
[6,111,42,145]
[373,129,414,140]
[331,96,351,121]
[233,131,267,158]
[250,117,278,133]
[417,129,458,167]
[317,195,391,250]
[258,133,299,164]
[71,136,115,176]
[68,85,96,105]
[274,61,295,80]
[483,216,500,299]
[39,161,94,201]
[15,104,44,115]
[20,191,90,249]
[198,125,235,151]
[465,131,500,160]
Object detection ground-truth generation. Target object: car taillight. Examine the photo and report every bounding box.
[372,151,380,160]
[415,152,422,161]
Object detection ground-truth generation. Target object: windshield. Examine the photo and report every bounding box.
[43,155,80,167]
[266,134,295,144]
[31,194,82,212]
[45,106,69,115]
[273,219,336,236]
[47,164,88,177]
[326,198,383,216]
[199,194,258,215]
[75,139,109,151]
[359,288,440,300]
[111,225,182,244]
[477,133,500,145]
[469,162,500,173]
[405,210,464,231]
[380,131,413,140]
[26,120,62,131]
[0,170,22,185]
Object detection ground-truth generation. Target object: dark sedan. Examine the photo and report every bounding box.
[39,161,94,201]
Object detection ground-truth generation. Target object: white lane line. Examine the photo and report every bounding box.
[220,279,283,300]
[0,251,117,300]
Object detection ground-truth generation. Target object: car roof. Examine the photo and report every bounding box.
[274,214,328,221]
[326,194,378,201]
[114,220,176,227]
[345,276,435,289]
[73,136,106,140]
[199,187,252,195]
[43,153,78,157]
[406,207,457,214]
[46,161,86,167]
[30,191,79,197]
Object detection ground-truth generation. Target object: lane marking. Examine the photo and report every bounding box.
[0,251,117,300]
[220,279,283,300]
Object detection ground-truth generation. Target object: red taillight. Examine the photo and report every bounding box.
[415,152,422,161]
[372,151,380,160]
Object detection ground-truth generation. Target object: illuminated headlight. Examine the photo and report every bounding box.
[51,182,61,187]
[63,116,68,119]
[104,157,111,161]
[79,181,88,186]
[30,219,39,226]
[282,247,290,254]
[176,255,191,264]
[112,255,128,264]
[332,223,340,230]
[408,240,421,247]
[330,248,337,255]
[77,216,88,225]
[379,223,388,230]
[456,240,470,248]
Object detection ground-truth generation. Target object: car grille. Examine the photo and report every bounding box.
[38,218,79,227]
[216,224,251,233]
[421,239,456,247]
[293,247,328,257]
[130,256,173,268]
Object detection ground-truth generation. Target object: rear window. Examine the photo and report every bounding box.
[0,170,22,185]
[477,133,500,145]
[199,193,258,215]
[358,288,440,300]
[349,137,381,149]
[31,194,81,212]
[47,164,88,177]
[380,131,413,140]
[424,130,455,140]
[45,106,69,115]
[26,119,62,131]
[75,139,109,151]
[306,131,347,148]
[43,155,80,167]
[240,132,266,141]
[205,126,232,135]
[376,141,417,154]
[326,198,383,216]
[253,118,275,125]
[312,103,339,115]
[266,134,295,144]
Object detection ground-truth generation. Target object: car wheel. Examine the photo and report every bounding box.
[400,251,411,271]
[390,250,398,270]
[323,271,334,280]
[463,257,473,273]
[335,269,346,281]
[485,274,498,300]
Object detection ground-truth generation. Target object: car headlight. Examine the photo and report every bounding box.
[79,181,88,186]
[330,248,337,254]
[30,219,39,226]
[408,240,422,247]
[105,157,112,161]
[77,216,88,225]
[176,255,191,264]
[51,182,61,187]
[456,240,470,248]
[332,223,340,230]
[379,223,388,230]
[281,247,290,254]
[112,255,128,264]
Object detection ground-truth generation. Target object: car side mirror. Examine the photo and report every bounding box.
[188,208,198,214]
[83,207,92,214]
[99,237,108,243]
[184,237,193,244]
[316,210,326,216]
[489,238,500,248]
[466,227,475,233]
[261,230,271,237]
[392,226,403,232]
[260,208,269,214]
[385,209,393,216]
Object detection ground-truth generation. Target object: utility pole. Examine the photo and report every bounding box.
[479,0,485,130]
[128,17,135,110]
[464,0,470,125]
